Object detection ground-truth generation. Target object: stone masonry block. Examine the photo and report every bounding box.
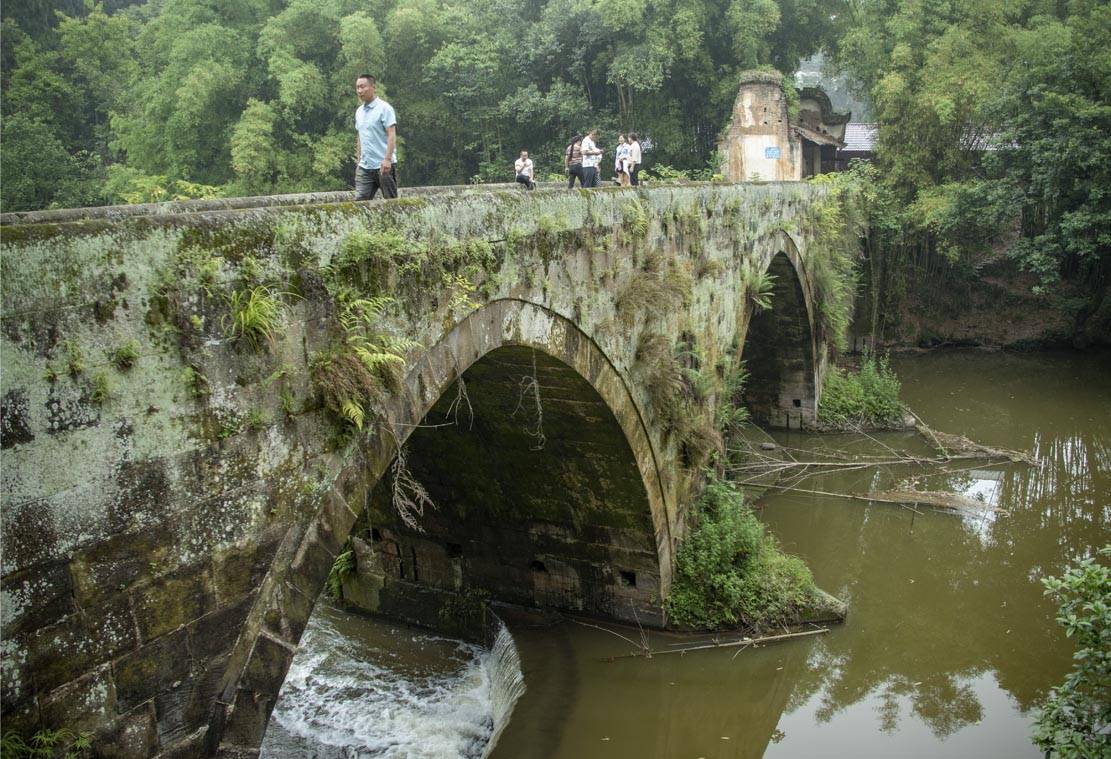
[154,679,201,745]
[1,497,61,576]
[114,628,190,712]
[239,632,294,699]
[156,726,209,759]
[291,521,340,592]
[39,662,116,734]
[1,559,75,639]
[69,525,174,606]
[188,596,254,663]
[93,704,159,759]
[110,457,172,536]
[211,529,282,607]
[265,580,315,645]
[321,489,358,547]
[1,634,34,712]
[28,595,136,695]
[336,469,370,521]
[132,563,217,643]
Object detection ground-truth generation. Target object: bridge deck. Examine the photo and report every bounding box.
[0,180,798,227]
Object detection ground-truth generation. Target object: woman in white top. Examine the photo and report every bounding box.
[615,134,630,186]
[514,150,535,190]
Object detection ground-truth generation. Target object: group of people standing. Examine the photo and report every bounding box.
[513,130,643,190]
[563,131,642,189]
[353,71,646,199]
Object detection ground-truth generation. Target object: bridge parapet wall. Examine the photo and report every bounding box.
[0,182,842,756]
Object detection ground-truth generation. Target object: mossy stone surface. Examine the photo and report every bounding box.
[0,180,855,753]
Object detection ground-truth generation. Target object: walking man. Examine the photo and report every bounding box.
[626,132,642,186]
[580,129,602,188]
[354,74,398,200]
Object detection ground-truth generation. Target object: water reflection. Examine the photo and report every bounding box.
[287,351,1109,759]
[489,351,1108,758]
[756,350,1110,753]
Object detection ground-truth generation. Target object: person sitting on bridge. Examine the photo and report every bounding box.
[514,150,536,190]
[354,73,398,200]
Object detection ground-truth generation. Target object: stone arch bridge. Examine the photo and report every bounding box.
[1,181,848,756]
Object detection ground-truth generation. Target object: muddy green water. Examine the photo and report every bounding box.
[269,350,1109,758]
[490,350,1110,758]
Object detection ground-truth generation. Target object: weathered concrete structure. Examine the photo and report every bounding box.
[720,72,849,182]
[1,180,851,756]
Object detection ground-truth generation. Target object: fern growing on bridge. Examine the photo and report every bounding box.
[311,296,420,436]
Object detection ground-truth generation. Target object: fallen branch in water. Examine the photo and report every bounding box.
[608,626,829,660]
[862,489,1007,513]
[915,422,1037,465]
[568,617,651,655]
[745,481,1008,515]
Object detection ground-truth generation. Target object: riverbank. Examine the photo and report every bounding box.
[864,258,1111,351]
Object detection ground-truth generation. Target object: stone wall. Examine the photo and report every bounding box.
[1,182,837,756]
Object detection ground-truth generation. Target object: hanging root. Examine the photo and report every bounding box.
[392,444,436,531]
[445,370,474,430]
[512,350,546,450]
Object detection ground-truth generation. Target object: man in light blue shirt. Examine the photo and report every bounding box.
[354,74,398,200]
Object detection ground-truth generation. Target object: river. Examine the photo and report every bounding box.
[263,349,1110,758]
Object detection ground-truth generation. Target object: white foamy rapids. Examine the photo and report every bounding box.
[261,605,525,759]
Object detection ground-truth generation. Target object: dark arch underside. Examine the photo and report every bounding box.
[352,346,662,625]
[742,252,816,427]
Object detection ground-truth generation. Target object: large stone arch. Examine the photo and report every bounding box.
[740,231,822,427]
[210,298,672,756]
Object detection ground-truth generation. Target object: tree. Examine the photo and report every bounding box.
[1033,546,1111,758]
[3,0,837,206]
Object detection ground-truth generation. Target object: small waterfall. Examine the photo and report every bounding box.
[482,617,527,758]
[260,600,526,759]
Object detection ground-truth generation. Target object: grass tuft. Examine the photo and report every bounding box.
[226,285,284,348]
[110,341,140,371]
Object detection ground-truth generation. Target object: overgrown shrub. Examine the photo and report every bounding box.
[818,354,904,427]
[808,168,868,350]
[311,296,419,434]
[1032,546,1111,758]
[666,476,825,630]
[616,256,693,326]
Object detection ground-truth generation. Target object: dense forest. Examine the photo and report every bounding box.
[1,0,1108,337]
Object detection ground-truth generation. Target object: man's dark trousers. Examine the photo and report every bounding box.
[355,165,399,200]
